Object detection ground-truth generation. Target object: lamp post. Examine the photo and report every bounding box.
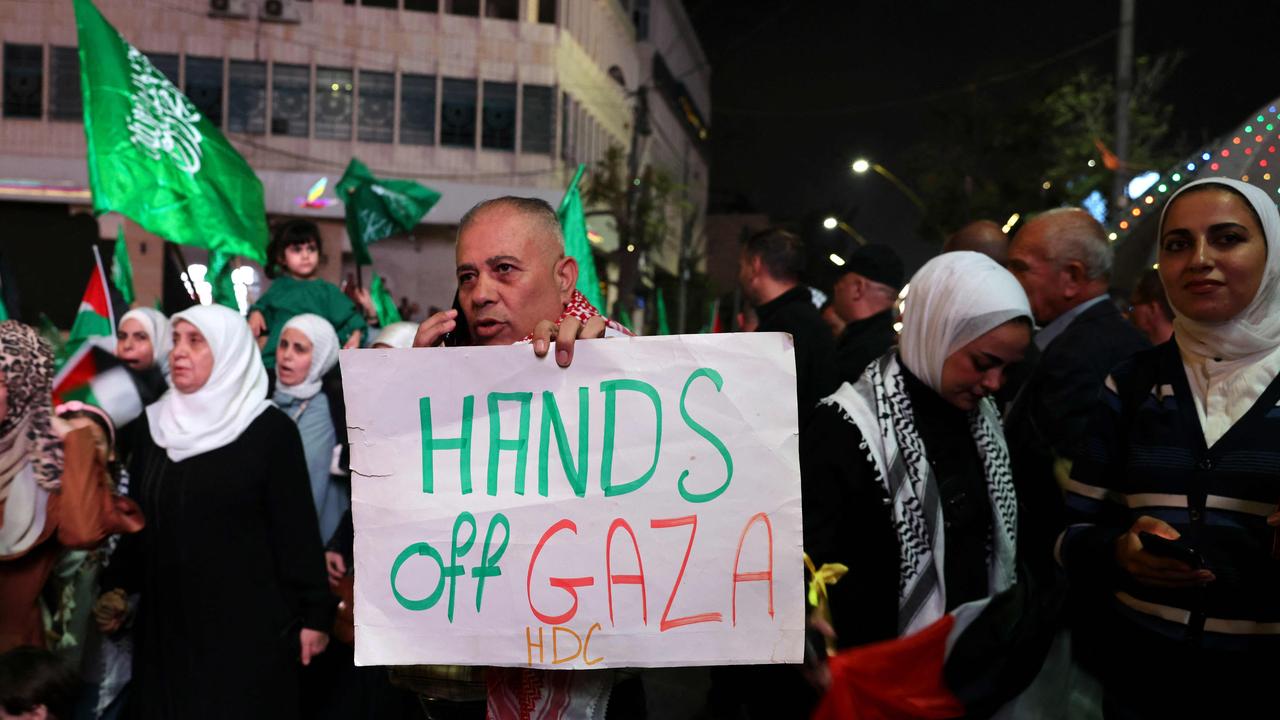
[851,158,945,239]
[822,216,868,246]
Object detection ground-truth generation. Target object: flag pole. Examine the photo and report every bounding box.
[559,164,587,214]
[91,244,115,329]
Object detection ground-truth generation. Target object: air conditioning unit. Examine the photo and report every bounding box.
[260,0,301,24]
[209,0,250,19]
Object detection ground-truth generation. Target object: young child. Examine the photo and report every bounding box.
[248,220,367,369]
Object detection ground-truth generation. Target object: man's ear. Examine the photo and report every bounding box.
[556,255,579,300]
[1061,260,1088,299]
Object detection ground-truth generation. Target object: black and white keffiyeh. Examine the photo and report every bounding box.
[821,251,1029,635]
[823,354,1018,635]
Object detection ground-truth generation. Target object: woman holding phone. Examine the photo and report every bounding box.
[1060,178,1280,716]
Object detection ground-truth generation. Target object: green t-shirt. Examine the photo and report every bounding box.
[251,275,368,368]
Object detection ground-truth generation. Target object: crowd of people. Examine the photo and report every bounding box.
[0,179,1277,719]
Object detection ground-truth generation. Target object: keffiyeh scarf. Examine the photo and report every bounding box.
[518,290,633,342]
[821,353,1018,636]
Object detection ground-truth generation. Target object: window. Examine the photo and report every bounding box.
[537,0,556,24]
[361,0,397,7]
[358,70,394,143]
[399,73,435,145]
[485,0,518,20]
[49,46,82,121]
[521,84,553,154]
[271,63,310,137]
[315,67,353,140]
[440,78,476,148]
[631,0,650,40]
[481,82,515,151]
[184,56,223,127]
[444,0,479,16]
[3,44,43,118]
[405,0,439,9]
[228,60,266,134]
[148,53,180,85]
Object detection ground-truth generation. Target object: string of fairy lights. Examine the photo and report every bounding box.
[1111,102,1280,241]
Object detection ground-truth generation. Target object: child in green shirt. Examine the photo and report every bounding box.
[249,220,367,369]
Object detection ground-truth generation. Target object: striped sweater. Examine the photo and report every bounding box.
[1059,340,1280,653]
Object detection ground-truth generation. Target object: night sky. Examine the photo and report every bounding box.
[685,0,1280,278]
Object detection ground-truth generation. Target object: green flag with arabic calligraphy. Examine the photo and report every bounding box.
[337,158,441,266]
[74,0,268,262]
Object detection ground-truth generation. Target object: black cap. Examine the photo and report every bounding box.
[837,244,905,291]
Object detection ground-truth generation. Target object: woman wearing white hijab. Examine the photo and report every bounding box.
[115,307,172,377]
[104,304,332,720]
[274,313,346,544]
[1060,178,1280,716]
[802,252,1035,713]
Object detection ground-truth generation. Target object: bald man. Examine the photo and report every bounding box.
[414,196,627,357]
[944,220,1009,265]
[407,196,674,717]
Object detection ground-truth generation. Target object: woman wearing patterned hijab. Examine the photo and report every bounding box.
[103,304,333,719]
[0,320,142,652]
[801,252,1036,714]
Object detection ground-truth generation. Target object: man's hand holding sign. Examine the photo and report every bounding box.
[340,332,803,668]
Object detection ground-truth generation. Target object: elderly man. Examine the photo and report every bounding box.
[830,244,903,383]
[1003,208,1148,565]
[738,227,839,426]
[408,196,645,717]
[415,196,627,354]
[944,219,1009,265]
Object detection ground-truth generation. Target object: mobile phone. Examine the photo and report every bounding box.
[1139,532,1203,569]
[442,291,471,347]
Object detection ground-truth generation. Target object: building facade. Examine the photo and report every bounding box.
[0,0,709,327]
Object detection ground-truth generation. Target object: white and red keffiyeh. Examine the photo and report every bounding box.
[517,289,634,342]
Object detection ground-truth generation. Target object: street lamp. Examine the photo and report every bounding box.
[821,216,868,246]
[850,157,950,242]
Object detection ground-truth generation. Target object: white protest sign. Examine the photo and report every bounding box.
[339,332,803,669]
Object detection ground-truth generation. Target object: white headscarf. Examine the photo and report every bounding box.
[899,251,1033,392]
[146,304,272,462]
[1159,178,1280,446]
[278,313,339,400]
[372,321,418,349]
[1159,177,1280,361]
[119,307,173,377]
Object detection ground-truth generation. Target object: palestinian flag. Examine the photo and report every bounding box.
[52,342,157,427]
[64,246,116,364]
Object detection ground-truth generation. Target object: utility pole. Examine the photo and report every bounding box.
[618,86,650,321]
[1111,0,1135,218]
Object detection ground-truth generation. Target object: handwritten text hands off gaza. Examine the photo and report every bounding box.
[339,333,804,669]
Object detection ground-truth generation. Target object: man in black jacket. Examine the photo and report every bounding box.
[1004,208,1149,566]
[738,228,839,427]
[830,244,904,384]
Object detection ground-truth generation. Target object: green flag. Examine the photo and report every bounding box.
[655,288,671,335]
[557,164,604,311]
[370,274,403,327]
[207,252,239,310]
[112,224,135,306]
[337,158,441,265]
[74,0,268,262]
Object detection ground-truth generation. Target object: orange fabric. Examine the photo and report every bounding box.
[0,427,143,652]
[812,615,965,720]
